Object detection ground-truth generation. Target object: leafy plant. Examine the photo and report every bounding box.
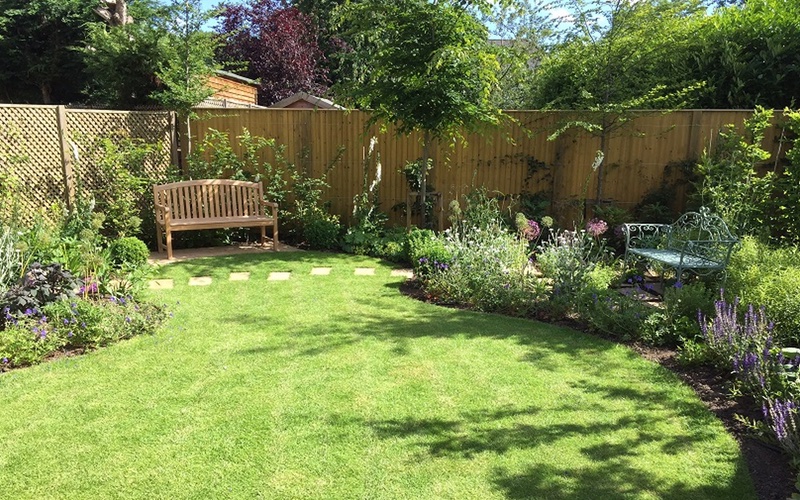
[109,237,150,270]
[408,228,451,280]
[286,147,343,250]
[694,107,774,238]
[2,263,82,315]
[725,236,800,345]
[425,221,544,315]
[86,135,162,239]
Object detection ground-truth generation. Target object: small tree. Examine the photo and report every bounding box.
[153,0,220,154]
[526,0,706,208]
[334,0,501,226]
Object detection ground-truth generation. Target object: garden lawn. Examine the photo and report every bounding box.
[0,252,755,499]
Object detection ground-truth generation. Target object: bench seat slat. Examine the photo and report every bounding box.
[628,248,723,270]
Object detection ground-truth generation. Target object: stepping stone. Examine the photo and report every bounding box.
[390,269,414,278]
[268,272,291,281]
[310,267,332,275]
[188,277,212,286]
[148,279,174,290]
[229,272,251,281]
[354,268,375,276]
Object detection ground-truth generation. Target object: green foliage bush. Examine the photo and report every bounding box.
[1,296,170,369]
[640,282,715,346]
[407,229,451,280]
[109,237,150,270]
[87,135,161,239]
[579,287,652,340]
[726,236,800,345]
[424,222,545,315]
[694,107,773,238]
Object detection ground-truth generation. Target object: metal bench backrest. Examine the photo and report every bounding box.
[153,179,266,222]
[666,207,737,264]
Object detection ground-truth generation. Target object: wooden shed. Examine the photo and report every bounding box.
[203,71,262,108]
[269,92,344,110]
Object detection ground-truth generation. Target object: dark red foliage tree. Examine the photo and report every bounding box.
[216,0,328,106]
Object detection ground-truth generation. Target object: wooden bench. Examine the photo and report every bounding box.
[621,207,737,283]
[153,179,278,259]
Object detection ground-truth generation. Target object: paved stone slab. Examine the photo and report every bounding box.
[354,268,376,276]
[268,272,291,281]
[390,269,414,278]
[229,272,251,281]
[188,277,212,286]
[148,279,174,290]
[310,267,332,276]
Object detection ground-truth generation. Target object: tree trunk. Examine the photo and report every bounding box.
[421,130,430,228]
[40,83,52,104]
[596,114,609,206]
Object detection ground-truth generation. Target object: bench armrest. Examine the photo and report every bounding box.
[155,203,171,224]
[260,199,279,218]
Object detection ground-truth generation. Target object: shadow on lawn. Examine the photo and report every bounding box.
[203,263,754,499]
[362,399,751,500]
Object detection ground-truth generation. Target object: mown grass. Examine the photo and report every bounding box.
[0,252,755,499]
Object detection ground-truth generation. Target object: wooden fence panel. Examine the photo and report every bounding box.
[189,108,781,227]
[0,104,174,225]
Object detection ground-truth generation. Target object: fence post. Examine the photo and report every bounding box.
[169,111,179,170]
[56,105,75,210]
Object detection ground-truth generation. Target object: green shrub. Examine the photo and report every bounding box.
[301,213,342,250]
[726,236,800,345]
[579,287,652,340]
[407,228,451,280]
[675,339,714,367]
[640,282,716,346]
[1,296,170,370]
[109,237,150,270]
[0,314,67,367]
[425,222,545,315]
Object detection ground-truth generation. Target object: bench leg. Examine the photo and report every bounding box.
[156,224,164,254]
[260,226,266,246]
[273,221,279,251]
[166,228,173,260]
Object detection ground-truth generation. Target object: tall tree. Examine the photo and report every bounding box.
[216,0,328,105]
[334,0,501,225]
[0,0,95,103]
[84,0,168,108]
[153,0,220,153]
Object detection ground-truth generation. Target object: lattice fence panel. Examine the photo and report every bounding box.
[0,105,64,225]
[66,110,172,196]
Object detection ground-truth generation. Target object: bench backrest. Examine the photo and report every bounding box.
[154,179,267,221]
[667,207,737,263]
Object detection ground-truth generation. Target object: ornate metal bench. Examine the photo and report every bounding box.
[153,179,279,259]
[621,207,737,283]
